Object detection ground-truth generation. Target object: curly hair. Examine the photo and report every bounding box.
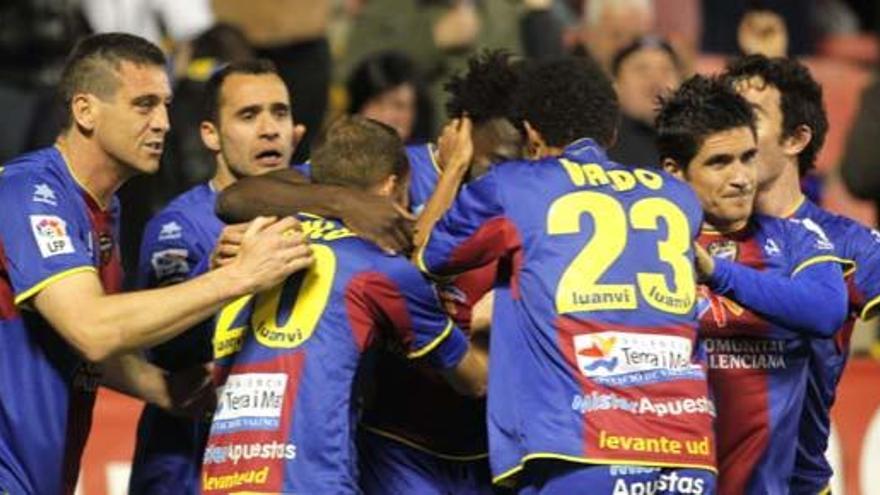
[655,74,756,169]
[444,50,520,124]
[512,56,618,148]
[724,55,828,175]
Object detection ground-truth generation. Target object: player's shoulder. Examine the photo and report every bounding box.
[405,143,437,169]
[0,147,71,195]
[795,199,872,244]
[161,183,216,217]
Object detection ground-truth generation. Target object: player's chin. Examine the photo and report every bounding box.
[134,155,162,174]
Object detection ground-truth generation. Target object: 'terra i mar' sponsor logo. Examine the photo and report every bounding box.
[213,373,287,433]
[573,332,702,386]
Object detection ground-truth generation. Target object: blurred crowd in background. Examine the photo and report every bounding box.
[3,0,880,350]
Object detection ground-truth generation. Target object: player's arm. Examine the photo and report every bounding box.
[32,217,313,362]
[844,224,880,320]
[216,169,415,253]
[99,352,215,418]
[412,118,473,252]
[416,166,517,277]
[696,242,848,337]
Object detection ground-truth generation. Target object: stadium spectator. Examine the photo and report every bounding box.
[608,36,683,167]
[347,51,421,142]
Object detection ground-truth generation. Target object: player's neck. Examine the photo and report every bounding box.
[211,160,237,191]
[703,217,748,235]
[55,133,130,209]
[755,163,805,218]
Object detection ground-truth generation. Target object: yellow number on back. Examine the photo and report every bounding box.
[251,244,336,349]
[213,294,253,358]
[547,191,637,313]
[630,198,696,314]
[547,192,694,315]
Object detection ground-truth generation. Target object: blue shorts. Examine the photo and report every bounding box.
[128,404,210,495]
[517,461,716,495]
[358,428,507,495]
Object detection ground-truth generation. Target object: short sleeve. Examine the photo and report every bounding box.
[358,258,468,369]
[0,171,96,305]
[417,167,517,277]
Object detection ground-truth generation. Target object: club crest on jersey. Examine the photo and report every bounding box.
[706,240,738,261]
[30,215,75,258]
[151,248,190,284]
[158,221,183,241]
[32,183,57,206]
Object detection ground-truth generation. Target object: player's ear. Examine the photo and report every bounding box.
[374,174,398,198]
[523,121,547,159]
[200,120,221,153]
[662,158,685,180]
[71,93,98,132]
[782,123,812,158]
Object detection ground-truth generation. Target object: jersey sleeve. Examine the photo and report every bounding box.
[354,258,468,369]
[136,212,209,289]
[417,166,519,277]
[843,225,880,319]
[0,172,96,305]
[705,219,848,337]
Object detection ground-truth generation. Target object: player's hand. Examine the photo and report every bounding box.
[470,290,493,336]
[693,242,715,283]
[738,10,788,58]
[437,117,474,173]
[229,216,314,294]
[164,363,217,419]
[339,192,416,255]
[210,223,248,269]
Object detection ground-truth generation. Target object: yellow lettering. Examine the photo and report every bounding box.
[634,169,663,190]
[560,158,586,186]
[607,170,637,192]
[582,164,610,187]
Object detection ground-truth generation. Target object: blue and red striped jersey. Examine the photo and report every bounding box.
[201,214,469,494]
[419,139,716,486]
[697,213,845,495]
[360,261,498,459]
[790,199,880,494]
[0,147,122,495]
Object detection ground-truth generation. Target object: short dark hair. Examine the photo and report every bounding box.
[202,59,279,124]
[611,35,680,77]
[513,56,618,148]
[347,51,419,115]
[310,116,409,190]
[724,55,828,175]
[655,74,756,169]
[444,50,521,124]
[59,32,166,129]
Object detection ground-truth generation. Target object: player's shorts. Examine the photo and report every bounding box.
[128,404,210,495]
[358,428,503,495]
[517,461,716,495]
